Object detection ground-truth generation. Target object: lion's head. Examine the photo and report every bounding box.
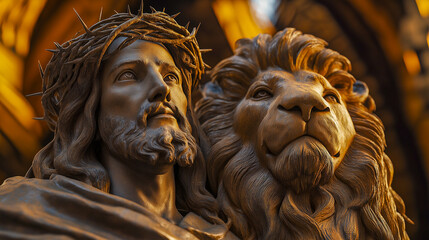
[196,28,409,239]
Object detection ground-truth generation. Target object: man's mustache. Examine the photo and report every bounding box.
[137,101,186,128]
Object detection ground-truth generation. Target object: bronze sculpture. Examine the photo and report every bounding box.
[197,28,410,239]
[0,2,411,239]
[0,6,235,240]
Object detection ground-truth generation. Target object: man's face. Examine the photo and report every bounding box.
[99,39,187,129]
[98,39,196,173]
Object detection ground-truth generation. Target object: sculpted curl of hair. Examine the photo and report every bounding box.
[28,9,220,223]
[197,28,409,239]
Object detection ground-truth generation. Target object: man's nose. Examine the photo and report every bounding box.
[147,67,171,102]
[277,89,329,122]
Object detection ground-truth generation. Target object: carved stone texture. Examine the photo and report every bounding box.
[197,28,410,240]
[0,6,236,240]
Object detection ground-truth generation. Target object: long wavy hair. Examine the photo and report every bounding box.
[196,28,410,238]
[27,7,221,223]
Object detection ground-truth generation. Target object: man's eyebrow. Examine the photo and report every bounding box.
[155,59,180,73]
[108,59,180,75]
[109,59,146,73]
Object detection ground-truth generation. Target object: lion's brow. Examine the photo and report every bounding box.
[259,71,291,85]
[259,71,330,88]
[295,72,330,87]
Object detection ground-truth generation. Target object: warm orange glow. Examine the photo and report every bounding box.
[427,32,429,48]
[0,104,40,159]
[16,0,47,55]
[0,0,45,139]
[403,50,421,76]
[1,0,47,56]
[0,44,23,89]
[416,0,429,17]
[349,0,402,62]
[212,0,274,50]
[1,5,18,48]
[0,77,40,134]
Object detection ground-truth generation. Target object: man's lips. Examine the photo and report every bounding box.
[148,107,176,121]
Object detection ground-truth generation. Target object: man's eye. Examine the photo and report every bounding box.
[117,71,137,82]
[324,93,340,103]
[164,74,179,83]
[252,89,272,99]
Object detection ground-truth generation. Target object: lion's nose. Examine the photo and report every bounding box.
[277,90,329,122]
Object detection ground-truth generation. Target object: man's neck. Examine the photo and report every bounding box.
[101,150,182,223]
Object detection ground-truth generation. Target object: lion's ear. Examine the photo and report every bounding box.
[202,82,223,98]
[353,80,376,112]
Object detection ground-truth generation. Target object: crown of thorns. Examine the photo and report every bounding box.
[35,3,207,130]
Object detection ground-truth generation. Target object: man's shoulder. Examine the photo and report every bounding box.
[0,175,104,203]
[0,175,63,200]
[0,175,200,240]
[0,176,236,240]
[1,175,51,189]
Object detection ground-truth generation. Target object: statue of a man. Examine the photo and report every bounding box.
[0,6,233,240]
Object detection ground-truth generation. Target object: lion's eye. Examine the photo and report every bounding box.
[324,93,340,103]
[252,89,272,99]
[117,71,137,82]
[164,73,179,84]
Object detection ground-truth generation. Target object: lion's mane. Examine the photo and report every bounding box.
[196,28,409,239]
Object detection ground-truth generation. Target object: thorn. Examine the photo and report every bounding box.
[38,60,44,79]
[150,6,156,13]
[195,22,201,33]
[190,23,201,36]
[138,0,144,17]
[162,8,165,12]
[114,10,119,14]
[171,12,180,19]
[46,49,59,53]
[73,8,91,34]
[32,117,45,121]
[185,21,190,29]
[127,5,132,15]
[26,92,43,97]
[99,7,103,21]
[200,49,212,53]
[54,42,63,49]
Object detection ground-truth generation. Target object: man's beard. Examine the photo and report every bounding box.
[269,137,334,194]
[98,102,197,169]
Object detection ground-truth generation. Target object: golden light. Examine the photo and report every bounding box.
[212,0,275,50]
[0,44,22,89]
[403,50,421,76]
[0,0,46,169]
[427,32,429,48]
[16,0,47,56]
[0,80,38,132]
[416,0,429,17]
[1,2,19,49]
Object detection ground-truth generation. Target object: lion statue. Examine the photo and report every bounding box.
[196,28,410,239]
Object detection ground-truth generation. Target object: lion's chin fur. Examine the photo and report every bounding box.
[267,136,334,194]
[218,141,366,240]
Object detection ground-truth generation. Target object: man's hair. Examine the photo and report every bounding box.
[27,8,220,223]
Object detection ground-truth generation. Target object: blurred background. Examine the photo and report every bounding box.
[0,0,428,238]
